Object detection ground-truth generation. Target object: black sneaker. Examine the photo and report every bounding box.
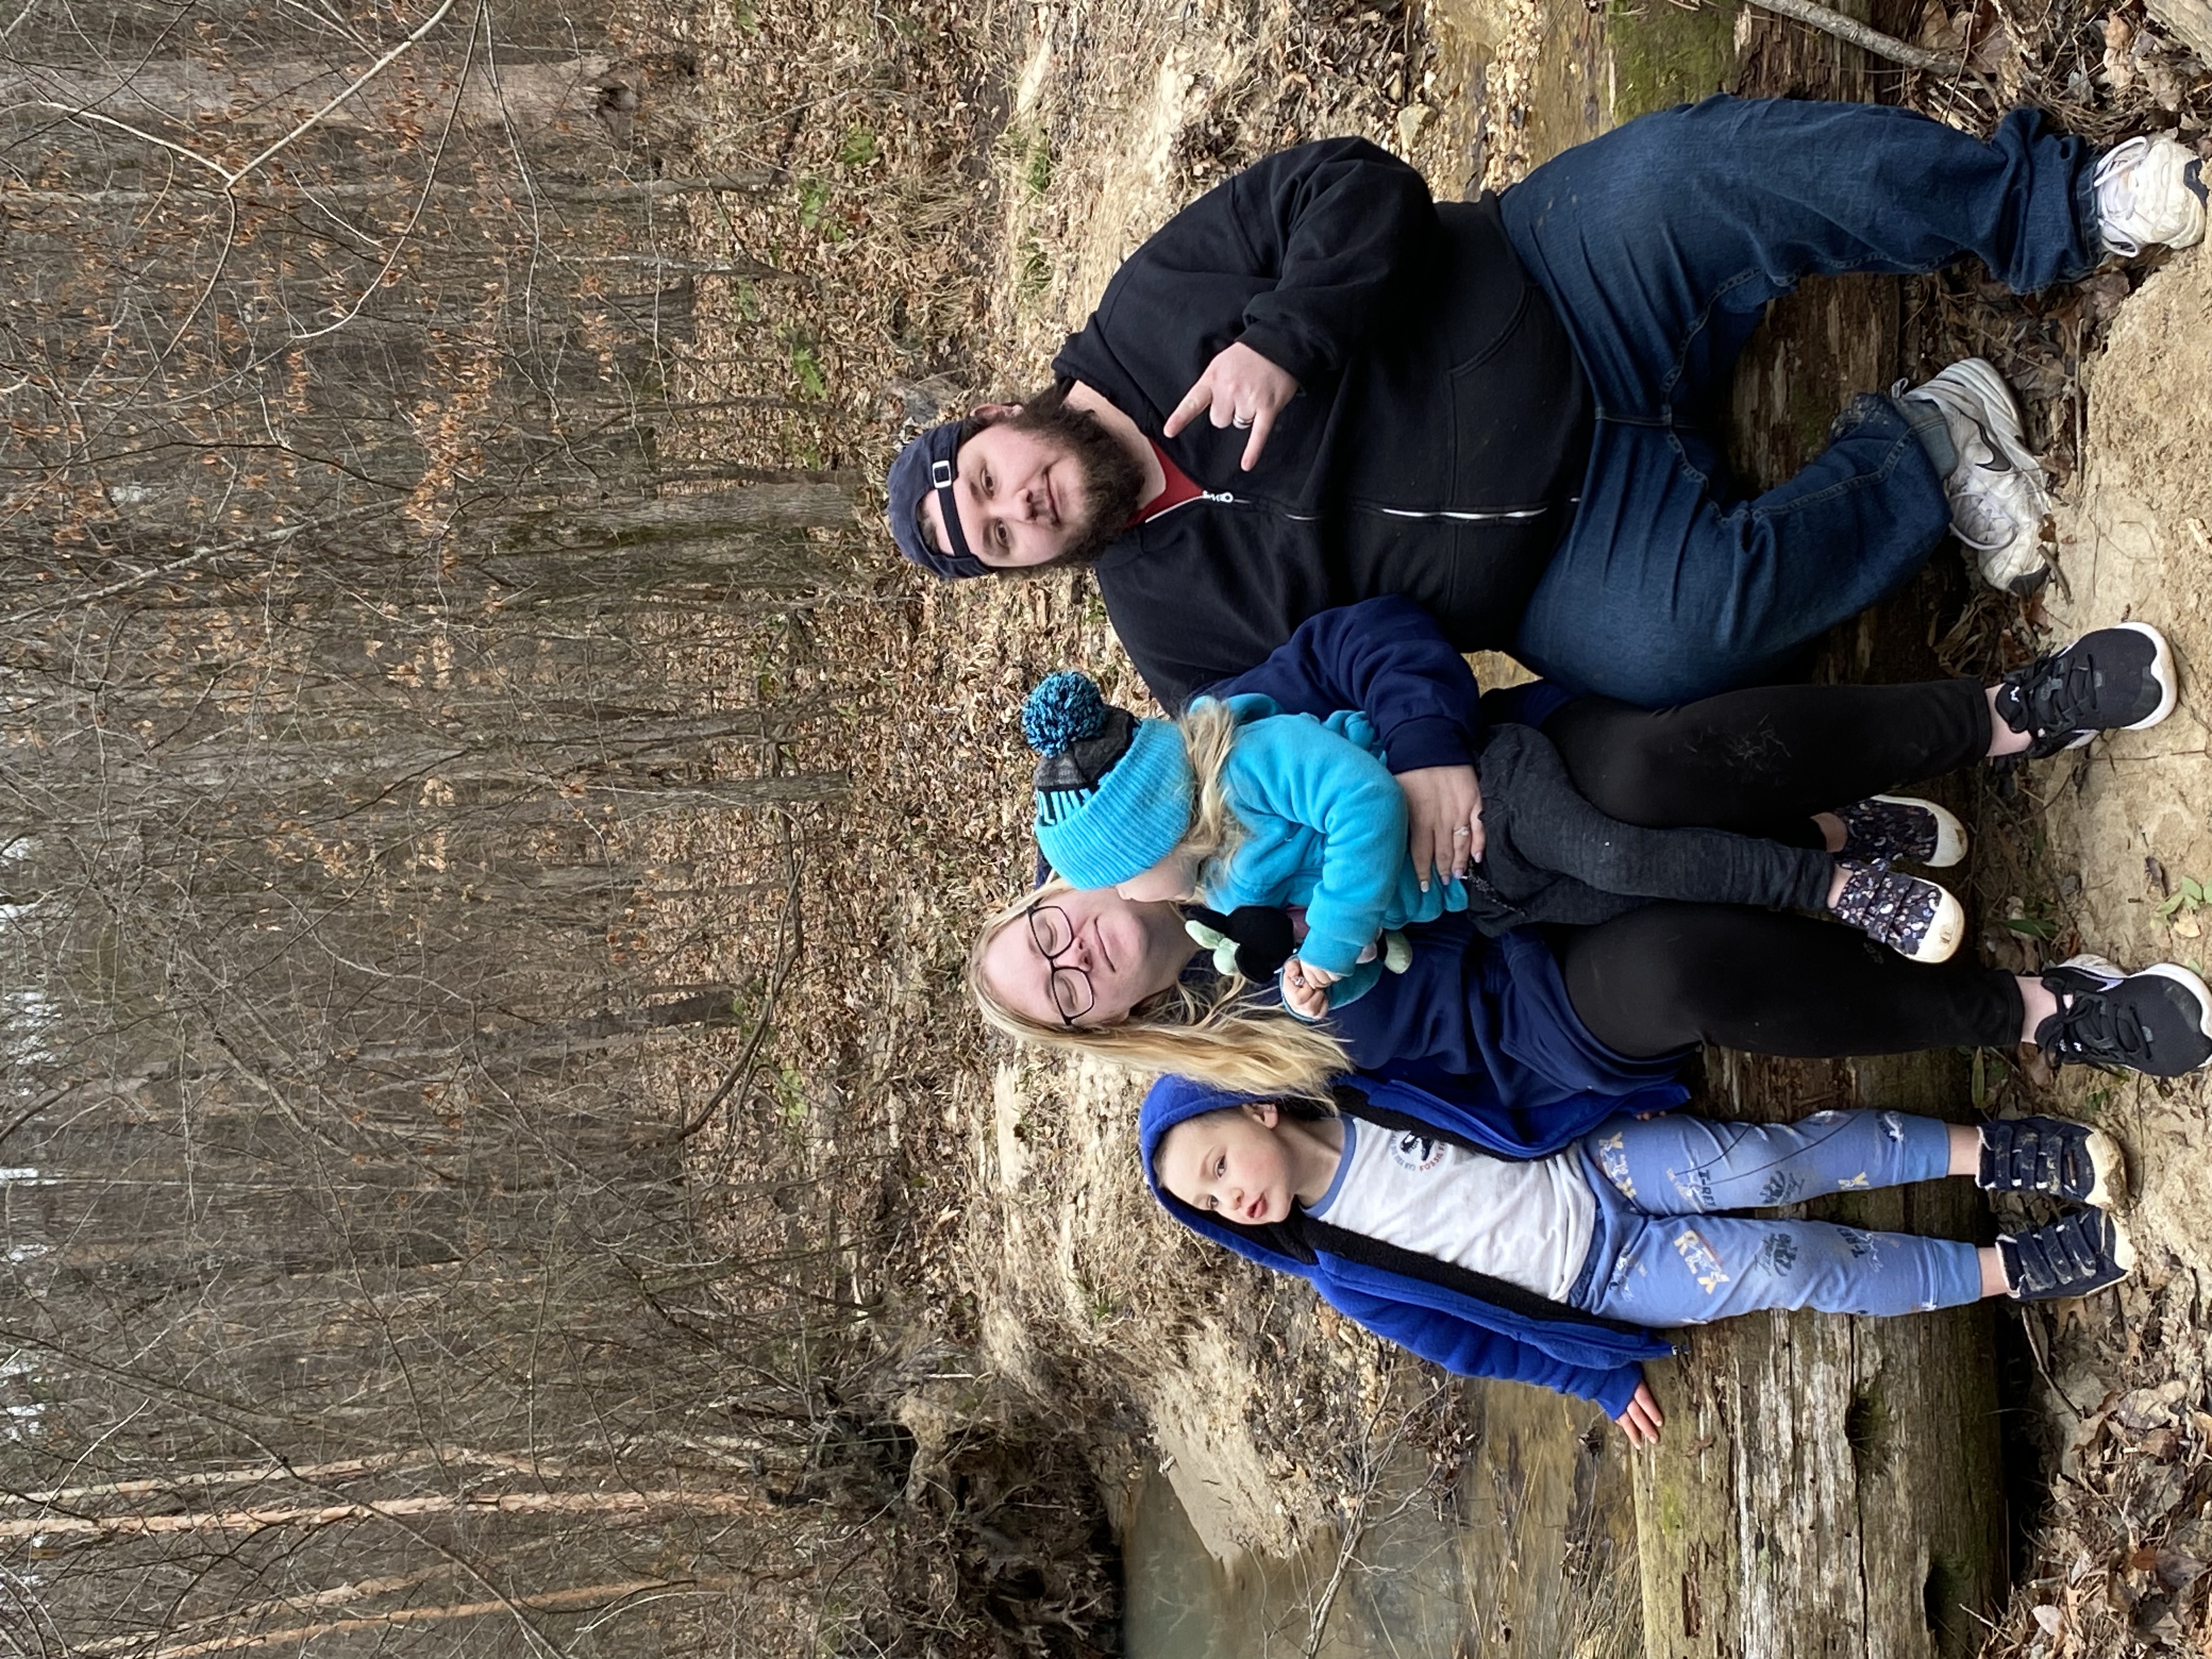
[1995,622,2177,760]
[1833,794,1968,868]
[1999,1206,2135,1302]
[1829,861,1964,963]
[2036,954,2212,1077]
[1977,1115,2124,1206]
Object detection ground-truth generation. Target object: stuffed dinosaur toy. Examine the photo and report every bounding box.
[1183,903,1411,1015]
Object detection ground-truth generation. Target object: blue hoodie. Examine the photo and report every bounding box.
[1138,1072,1684,1417]
[1204,593,1577,763]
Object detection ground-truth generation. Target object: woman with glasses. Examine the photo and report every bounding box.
[970,877,2212,1107]
[967,612,2212,1102]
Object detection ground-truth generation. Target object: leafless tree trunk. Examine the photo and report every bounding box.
[0,3,899,1655]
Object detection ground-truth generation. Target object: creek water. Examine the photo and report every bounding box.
[1119,1385,1641,1659]
[1120,1462,1470,1659]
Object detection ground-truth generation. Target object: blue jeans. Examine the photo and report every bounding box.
[1566,1109,1984,1324]
[1501,97,2102,704]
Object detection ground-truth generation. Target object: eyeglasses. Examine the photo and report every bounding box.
[1026,902,1096,1027]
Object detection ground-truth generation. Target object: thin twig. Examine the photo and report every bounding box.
[149,1577,730,1658]
[1302,1358,1401,1656]
[146,0,459,370]
[11,103,234,183]
[0,0,43,47]
[0,1081,74,1148]
[19,0,457,194]
[66,1572,453,1658]
[232,0,460,186]
[677,812,803,1139]
[286,0,475,344]
[2,1489,770,1539]
[0,503,392,625]
[1740,0,1964,72]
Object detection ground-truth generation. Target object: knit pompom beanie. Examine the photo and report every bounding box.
[1023,671,1193,888]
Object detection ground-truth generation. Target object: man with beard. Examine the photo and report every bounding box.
[888,97,2204,862]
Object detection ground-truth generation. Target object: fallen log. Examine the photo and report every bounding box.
[1629,265,2007,1659]
[1632,1050,2006,1659]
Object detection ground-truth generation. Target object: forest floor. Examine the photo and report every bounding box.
[631,0,2212,1651]
[1992,246,2212,1659]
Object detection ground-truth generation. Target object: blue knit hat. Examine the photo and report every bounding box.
[887,419,987,578]
[1023,671,1192,888]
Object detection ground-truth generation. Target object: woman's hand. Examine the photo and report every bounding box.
[1614,1380,1664,1447]
[1397,764,1486,887]
[1163,342,1299,471]
[1279,956,1338,1020]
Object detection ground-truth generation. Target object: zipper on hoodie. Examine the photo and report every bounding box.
[1376,505,1549,523]
[1142,489,1243,522]
[1158,490,1551,527]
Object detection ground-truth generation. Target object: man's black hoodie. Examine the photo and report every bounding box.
[1053,136,1593,706]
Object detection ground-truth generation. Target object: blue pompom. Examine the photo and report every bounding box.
[1023,672,1108,755]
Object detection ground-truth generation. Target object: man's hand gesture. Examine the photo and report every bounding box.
[1165,341,1299,470]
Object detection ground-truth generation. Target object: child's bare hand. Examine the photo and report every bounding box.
[1613,1380,1664,1447]
[1279,957,1335,1020]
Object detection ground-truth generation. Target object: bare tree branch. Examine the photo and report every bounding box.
[149,1577,733,1658]
[1740,0,1966,71]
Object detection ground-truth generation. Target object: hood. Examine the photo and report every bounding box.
[1138,1075,1319,1271]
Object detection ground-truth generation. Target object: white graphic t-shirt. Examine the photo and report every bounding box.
[1306,1117,1596,1304]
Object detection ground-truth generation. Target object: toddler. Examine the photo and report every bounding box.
[1022,671,1967,1018]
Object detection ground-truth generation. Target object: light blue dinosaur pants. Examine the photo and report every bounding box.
[1566,1110,1984,1325]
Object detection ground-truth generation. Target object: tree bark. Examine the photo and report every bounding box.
[3,55,620,138]
[1631,266,2004,1659]
[479,482,860,547]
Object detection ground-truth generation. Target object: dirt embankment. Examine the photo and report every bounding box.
[653,0,1485,1600]
[1983,246,2212,1659]
[919,0,1475,1565]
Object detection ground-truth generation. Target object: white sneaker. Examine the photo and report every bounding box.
[2093,135,2207,258]
[1898,358,2053,595]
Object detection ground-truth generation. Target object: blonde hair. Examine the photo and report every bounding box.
[966,878,1352,1101]
[1170,697,1243,887]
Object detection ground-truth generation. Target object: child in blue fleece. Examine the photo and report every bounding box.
[1139,1073,2131,1441]
[1021,671,1965,1019]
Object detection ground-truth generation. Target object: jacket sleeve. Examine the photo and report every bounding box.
[1221,138,1442,388]
[1229,715,1409,978]
[1319,1280,1645,1416]
[1200,597,1480,774]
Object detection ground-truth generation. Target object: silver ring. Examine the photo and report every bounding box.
[1453,826,1471,838]
[1232,415,1254,428]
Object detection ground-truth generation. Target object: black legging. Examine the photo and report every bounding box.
[1541,676,1991,847]
[1534,678,2021,1058]
[1553,903,2025,1058]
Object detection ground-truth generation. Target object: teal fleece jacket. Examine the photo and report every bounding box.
[1204,693,1469,977]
